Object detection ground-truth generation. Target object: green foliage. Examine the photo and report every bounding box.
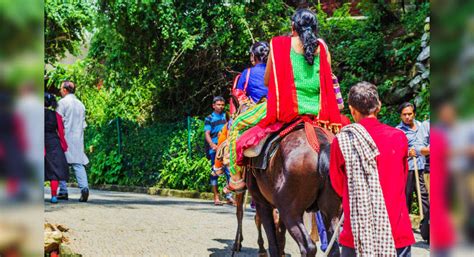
[87,0,293,120]
[315,1,429,125]
[47,60,155,126]
[45,0,94,64]
[82,117,213,190]
[157,119,211,191]
[1,0,43,88]
[89,150,123,185]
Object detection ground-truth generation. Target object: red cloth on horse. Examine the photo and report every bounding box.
[330,117,415,249]
[258,36,342,129]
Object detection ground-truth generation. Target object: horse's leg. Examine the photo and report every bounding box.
[232,192,244,253]
[280,209,317,257]
[276,213,286,257]
[317,181,342,257]
[255,202,280,257]
[255,211,267,256]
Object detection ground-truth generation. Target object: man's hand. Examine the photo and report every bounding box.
[420,146,430,156]
[408,148,417,157]
[211,143,218,151]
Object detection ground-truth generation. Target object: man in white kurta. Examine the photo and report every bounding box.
[56,81,89,202]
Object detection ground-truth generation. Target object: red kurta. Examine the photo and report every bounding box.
[330,117,415,248]
[430,127,455,250]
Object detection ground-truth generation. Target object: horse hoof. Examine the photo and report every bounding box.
[232,244,242,252]
[258,252,268,257]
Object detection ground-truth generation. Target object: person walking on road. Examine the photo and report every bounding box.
[56,81,90,202]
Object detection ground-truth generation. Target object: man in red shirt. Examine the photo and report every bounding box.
[330,82,415,256]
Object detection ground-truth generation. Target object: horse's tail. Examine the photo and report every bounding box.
[312,127,332,178]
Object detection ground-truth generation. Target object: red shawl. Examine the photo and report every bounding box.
[258,36,342,131]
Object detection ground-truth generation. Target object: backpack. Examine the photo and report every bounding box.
[229,68,251,116]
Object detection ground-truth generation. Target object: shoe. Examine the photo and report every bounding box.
[57,193,68,200]
[79,188,89,202]
[50,196,58,204]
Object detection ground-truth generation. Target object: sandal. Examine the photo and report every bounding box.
[214,196,224,206]
[214,200,224,206]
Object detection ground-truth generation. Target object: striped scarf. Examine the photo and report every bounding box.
[337,123,396,256]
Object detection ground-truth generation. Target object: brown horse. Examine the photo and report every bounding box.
[231,192,282,256]
[234,126,342,257]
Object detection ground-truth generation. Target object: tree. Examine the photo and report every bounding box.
[44,0,94,65]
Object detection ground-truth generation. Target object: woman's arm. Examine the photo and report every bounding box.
[264,49,272,87]
[56,112,68,152]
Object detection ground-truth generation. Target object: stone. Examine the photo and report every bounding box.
[44,230,62,253]
[59,244,81,256]
[421,40,427,48]
[417,46,430,62]
[422,33,429,42]
[421,70,430,79]
[422,83,428,91]
[57,224,69,232]
[415,95,423,106]
[424,23,430,32]
[409,75,422,88]
[416,62,427,73]
[387,86,411,105]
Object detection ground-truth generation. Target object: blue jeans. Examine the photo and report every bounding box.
[341,245,411,257]
[59,163,89,193]
[316,211,329,251]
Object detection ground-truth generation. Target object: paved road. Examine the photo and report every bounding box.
[44,188,430,256]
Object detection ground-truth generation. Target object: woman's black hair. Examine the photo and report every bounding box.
[398,102,416,114]
[291,9,319,65]
[250,41,270,63]
[44,92,57,109]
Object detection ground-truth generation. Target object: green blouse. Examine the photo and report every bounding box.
[290,47,321,115]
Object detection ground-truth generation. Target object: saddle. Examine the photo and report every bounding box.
[245,117,335,170]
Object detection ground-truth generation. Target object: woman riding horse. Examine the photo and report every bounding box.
[228,8,343,192]
[222,41,270,190]
[226,8,346,257]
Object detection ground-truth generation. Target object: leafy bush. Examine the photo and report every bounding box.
[82,116,214,191]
